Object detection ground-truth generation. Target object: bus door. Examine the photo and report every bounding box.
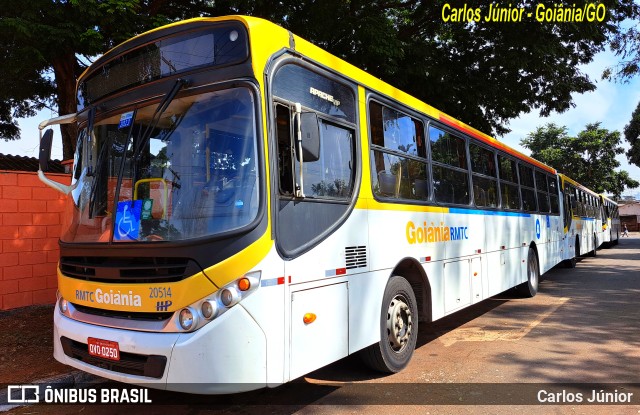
[271,61,362,380]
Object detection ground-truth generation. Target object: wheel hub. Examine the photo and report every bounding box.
[387,295,412,352]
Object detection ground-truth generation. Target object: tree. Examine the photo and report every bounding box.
[0,0,215,159]
[609,170,639,200]
[624,100,640,167]
[275,0,638,136]
[521,123,639,196]
[2,1,639,159]
[604,4,640,82]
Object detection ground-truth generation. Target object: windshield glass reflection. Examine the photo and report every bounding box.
[62,87,259,243]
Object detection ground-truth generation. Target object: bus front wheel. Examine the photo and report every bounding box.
[361,276,418,373]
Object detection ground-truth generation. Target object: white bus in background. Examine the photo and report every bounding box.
[559,174,602,267]
[600,194,620,247]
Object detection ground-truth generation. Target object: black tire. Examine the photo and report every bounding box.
[565,238,579,268]
[564,256,577,268]
[518,248,539,297]
[589,234,597,257]
[605,231,613,249]
[361,276,418,373]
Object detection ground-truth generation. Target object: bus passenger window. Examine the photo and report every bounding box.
[433,165,470,205]
[302,122,354,199]
[429,126,469,205]
[470,143,498,208]
[369,101,428,201]
[519,164,537,212]
[538,192,550,213]
[497,155,520,210]
[429,127,467,169]
[472,175,498,207]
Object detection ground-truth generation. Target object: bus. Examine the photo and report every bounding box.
[558,174,602,267]
[37,16,590,394]
[600,194,620,247]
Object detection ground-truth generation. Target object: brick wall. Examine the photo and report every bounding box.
[0,170,70,310]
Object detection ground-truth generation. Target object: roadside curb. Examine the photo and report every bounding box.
[0,370,102,411]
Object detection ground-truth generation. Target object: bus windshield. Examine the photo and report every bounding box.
[62,86,259,243]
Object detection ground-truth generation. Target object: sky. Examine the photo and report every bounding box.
[3,44,640,197]
[502,48,640,198]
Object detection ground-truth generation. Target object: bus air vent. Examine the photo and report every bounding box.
[60,256,197,283]
[345,246,367,270]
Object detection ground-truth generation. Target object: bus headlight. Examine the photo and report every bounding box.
[176,271,261,332]
[201,300,218,319]
[179,308,197,331]
[59,297,68,313]
[221,287,240,307]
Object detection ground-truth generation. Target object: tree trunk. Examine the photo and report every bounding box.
[51,51,78,161]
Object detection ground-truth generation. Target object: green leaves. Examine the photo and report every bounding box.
[624,101,640,167]
[521,122,638,198]
[2,0,640,161]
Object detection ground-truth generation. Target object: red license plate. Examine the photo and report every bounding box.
[87,337,120,361]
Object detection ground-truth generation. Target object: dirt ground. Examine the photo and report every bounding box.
[0,304,72,385]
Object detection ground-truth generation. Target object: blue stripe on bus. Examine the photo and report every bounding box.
[449,208,531,217]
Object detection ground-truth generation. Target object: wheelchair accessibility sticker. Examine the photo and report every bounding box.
[115,200,142,241]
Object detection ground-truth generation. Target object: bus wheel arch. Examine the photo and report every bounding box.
[391,257,432,323]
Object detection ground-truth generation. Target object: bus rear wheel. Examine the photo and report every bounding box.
[518,248,539,297]
[361,276,418,373]
[564,239,579,268]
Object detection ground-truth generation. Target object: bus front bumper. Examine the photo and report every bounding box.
[53,304,267,394]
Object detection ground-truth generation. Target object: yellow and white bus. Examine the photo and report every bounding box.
[558,174,602,267]
[38,16,581,394]
[600,194,620,247]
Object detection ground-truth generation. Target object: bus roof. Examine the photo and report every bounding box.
[80,15,556,175]
[558,173,599,196]
[600,194,618,204]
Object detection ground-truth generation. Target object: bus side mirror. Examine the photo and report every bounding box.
[37,113,78,195]
[296,112,320,162]
[39,129,54,172]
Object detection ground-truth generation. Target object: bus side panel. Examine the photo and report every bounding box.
[168,305,267,393]
[282,209,369,286]
[280,208,368,379]
[529,213,555,275]
[443,211,485,264]
[366,207,445,320]
[290,282,348,380]
[348,269,394,353]
[485,214,522,296]
[236,246,287,387]
[539,214,563,274]
[368,208,446,270]
[442,211,484,314]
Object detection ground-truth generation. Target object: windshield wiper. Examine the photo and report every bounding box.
[88,133,113,218]
[108,78,188,242]
[132,78,188,161]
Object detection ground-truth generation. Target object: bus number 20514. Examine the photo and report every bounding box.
[149,287,172,299]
